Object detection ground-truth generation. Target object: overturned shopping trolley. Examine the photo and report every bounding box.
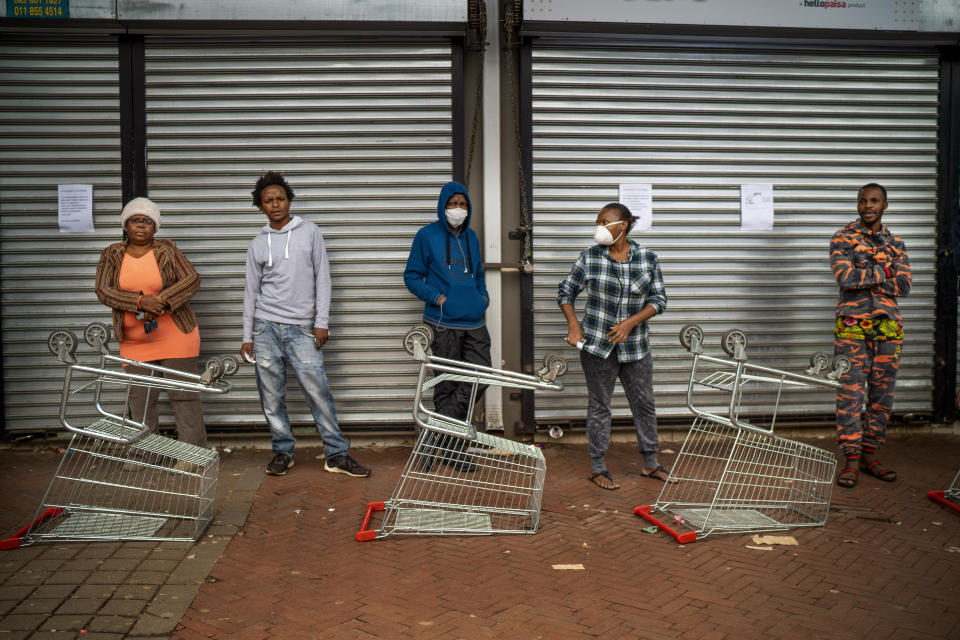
[0,323,236,549]
[357,325,565,541]
[927,469,960,515]
[635,325,847,544]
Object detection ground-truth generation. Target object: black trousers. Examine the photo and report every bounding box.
[428,323,492,422]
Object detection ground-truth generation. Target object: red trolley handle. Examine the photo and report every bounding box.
[634,505,697,545]
[355,501,385,542]
[927,490,960,514]
[0,507,64,550]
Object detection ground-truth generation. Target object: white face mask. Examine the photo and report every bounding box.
[594,221,624,246]
[445,207,468,227]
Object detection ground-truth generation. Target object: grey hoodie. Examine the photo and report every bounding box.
[242,216,331,342]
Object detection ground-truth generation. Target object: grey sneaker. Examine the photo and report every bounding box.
[324,454,370,478]
[266,452,294,476]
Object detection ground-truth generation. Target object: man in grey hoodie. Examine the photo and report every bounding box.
[241,171,370,478]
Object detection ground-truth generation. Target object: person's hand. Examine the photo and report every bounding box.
[437,295,447,305]
[607,318,638,344]
[139,294,165,315]
[240,342,254,362]
[566,324,584,347]
[313,328,329,349]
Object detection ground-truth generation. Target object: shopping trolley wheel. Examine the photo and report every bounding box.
[542,353,567,377]
[720,329,747,357]
[47,330,78,357]
[830,355,851,379]
[204,358,224,380]
[806,351,831,376]
[678,324,703,351]
[548,425,564,439]
[221,355,240,377]
[83,322,111,349]
[403,325,434,355]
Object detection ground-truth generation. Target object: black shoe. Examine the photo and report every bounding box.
[266,452,294,476]
[437,434,477,472]
[443,451,477,473]
[324,454,371,478]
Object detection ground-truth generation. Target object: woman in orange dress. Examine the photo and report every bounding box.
[94,197,207,447]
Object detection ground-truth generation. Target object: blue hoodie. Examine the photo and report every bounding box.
[403,181,489,329]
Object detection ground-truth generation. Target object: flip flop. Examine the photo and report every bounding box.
[837,467,858,488]
[589,470,620,491]
[860,460,896,482]
[641,465,675,483]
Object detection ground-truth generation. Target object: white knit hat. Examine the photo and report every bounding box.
[120,197,161,230]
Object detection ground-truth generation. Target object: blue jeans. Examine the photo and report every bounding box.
[252,319,349,459]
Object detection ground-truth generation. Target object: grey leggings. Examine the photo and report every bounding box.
[127,356,207,448]
[580,350,659,474]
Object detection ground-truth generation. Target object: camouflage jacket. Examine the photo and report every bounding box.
[830,220,910,323]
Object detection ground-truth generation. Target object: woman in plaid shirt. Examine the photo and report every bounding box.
[558,203,670,490]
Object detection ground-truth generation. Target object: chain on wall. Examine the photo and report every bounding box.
[503,0,531,270]
[465,0,487,189]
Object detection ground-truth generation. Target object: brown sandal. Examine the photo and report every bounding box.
[837,467,858,488]
[860,459,896,482]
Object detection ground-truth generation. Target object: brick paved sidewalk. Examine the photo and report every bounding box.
[3,434,960,639]
[176,434,960,640]
[0,448,265,640]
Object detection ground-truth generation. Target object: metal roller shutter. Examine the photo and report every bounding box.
[143,40,454,430]
[531,44,939,424]
[0,39,122,433]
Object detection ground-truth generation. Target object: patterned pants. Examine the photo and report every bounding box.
[580,350,659,474]
[834,337,902,458]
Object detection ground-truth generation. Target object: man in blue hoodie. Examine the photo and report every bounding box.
[241,171,370,478]
[404,181,491,469]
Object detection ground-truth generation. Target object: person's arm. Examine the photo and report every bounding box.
[830,231,888,290]
[313,227,331,348]
[403,228,444,304]
[155,242,201,312]
[95,245,140,313]
[607,304,658,344]
[876,238,911,298]
[560,303,584,346]
[558,255,587,346]
[240,243,262,358]
[473,231,489,304]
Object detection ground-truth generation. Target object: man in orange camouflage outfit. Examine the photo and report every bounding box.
[830,183,911,489]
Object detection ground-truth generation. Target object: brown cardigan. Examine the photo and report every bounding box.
[95,239,201,344]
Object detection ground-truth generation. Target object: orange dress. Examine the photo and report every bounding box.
[117,251,200,362]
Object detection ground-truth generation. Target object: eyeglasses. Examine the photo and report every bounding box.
[127,217,154,227]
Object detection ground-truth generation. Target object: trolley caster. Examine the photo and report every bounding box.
[47,330,78,361]
[537,353,567,383]
[720,329,747,359]
[827,355,851,381]
[84,322,111,351]
[548,425,564,439]
[201,358,223,385]
[221,355,240,377]
[678,324,703,353]
[806,352,831,376]
[403,324,434,358]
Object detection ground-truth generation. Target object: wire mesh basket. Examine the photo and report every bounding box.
[928,469,960,515]
[357,326,564,540]
[635,325,845,543]
[1,323,235,548]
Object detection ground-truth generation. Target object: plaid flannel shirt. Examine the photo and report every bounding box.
[557,241,667,362]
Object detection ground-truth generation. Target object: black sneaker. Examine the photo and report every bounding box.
[266,452,294,476]
[324,454,371,478]
[439,435,477,472]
